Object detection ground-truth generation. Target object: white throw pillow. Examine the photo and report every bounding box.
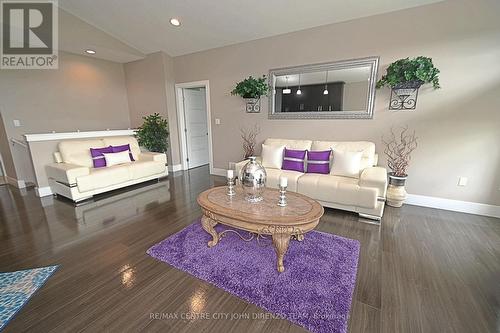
[103,151,132,167]
[261,144,285,169]
[331,150,363,178]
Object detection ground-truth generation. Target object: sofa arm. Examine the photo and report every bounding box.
[359,166,387,198]
[235,157,262,177]
[46,163,90,185]
[138,152,167,164]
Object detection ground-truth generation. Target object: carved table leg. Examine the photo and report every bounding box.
[272,230,291,273]
[201,215,218,247]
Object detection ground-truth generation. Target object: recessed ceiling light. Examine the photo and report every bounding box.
[85,49,96,54]
[170,18,181,26]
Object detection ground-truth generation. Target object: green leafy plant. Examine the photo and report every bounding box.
[376,56,441,89]
[231,75,269,99]
[135,113,169,153]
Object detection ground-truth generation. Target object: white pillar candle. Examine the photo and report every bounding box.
[227,169,234,179]
[279,176,288,187]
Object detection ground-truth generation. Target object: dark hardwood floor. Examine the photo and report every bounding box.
[1,165,499,332]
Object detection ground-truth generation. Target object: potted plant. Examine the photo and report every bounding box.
[376,56,440,89]
[231,75,269,113]
[377,56,440,110]
[135,113,169,153]
[382,126,418,207]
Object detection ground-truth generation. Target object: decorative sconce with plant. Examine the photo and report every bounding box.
[376,56,441,110]
[231,75,269,113]
[382,125,418,208]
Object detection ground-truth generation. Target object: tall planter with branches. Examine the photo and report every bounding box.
[240,125,260,159]
[382,126,418,207]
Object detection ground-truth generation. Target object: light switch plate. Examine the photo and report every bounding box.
[458,177,468,186]
[13,119,21,127]
[215,118,221,125]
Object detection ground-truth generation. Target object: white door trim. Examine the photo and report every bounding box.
[175,80,214,174]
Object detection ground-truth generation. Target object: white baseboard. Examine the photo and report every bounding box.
[35,186,53,197]
[6,176,26,188]
[406,194,500,219]
[168,164,183,172]
[211,167,227,177]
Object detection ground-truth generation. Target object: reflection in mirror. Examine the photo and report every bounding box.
[269,57,379,119]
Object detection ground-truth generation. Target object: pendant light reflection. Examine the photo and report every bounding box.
[283,76,291,94]
[296,74,302,95]
[323,71,329,95]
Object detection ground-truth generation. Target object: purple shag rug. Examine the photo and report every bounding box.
[147,220,360,333]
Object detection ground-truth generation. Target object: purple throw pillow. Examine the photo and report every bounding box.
[307,150,332,174]
[282,148,306,172]
[90,146,113,168]
[111,144,135,161]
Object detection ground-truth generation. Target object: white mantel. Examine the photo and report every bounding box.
[24,129,136,142]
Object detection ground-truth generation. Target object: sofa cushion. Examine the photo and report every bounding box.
[76,165,131,193]
[262,144,285,169]
[331,150,363,178]
[90,146,113,168]
[311,141,375,170]
[264,138,312,151]
[102,136,141,161]
[103,151,132,167]
[127,160,166,180]
[306,150,331,174]
[282,148,306,173]
[297,173,377,209]
[111,144,135,161]
[265,168,304,192]
[59,139,106,168]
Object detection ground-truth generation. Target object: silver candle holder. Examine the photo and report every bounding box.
[227,177,236,196]
[277,185,287,207]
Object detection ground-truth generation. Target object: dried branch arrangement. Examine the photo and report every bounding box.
[382,126,418,177]
[240,125,260,159]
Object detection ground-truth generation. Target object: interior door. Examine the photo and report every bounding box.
[183,88,209,169]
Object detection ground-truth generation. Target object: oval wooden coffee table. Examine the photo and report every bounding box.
[197,186,324,272]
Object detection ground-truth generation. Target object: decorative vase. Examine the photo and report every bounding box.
[239,156,266,203]
[245,98,261,113]
[386,173,408,208]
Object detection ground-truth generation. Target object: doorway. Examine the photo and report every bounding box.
[0,153,6,186]
[175,81,213,173]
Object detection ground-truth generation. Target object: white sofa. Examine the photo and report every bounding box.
[235,138,387,221]
[46,136,168,202]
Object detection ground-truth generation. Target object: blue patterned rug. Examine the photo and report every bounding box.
[0,266,58,331]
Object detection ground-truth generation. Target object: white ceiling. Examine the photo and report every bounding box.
[59,0,443,57]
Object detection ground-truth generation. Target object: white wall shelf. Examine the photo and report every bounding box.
[24,129,136,142]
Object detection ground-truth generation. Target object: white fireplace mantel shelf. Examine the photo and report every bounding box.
[24,129,136,142]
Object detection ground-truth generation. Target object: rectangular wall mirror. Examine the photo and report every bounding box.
[269,57,379,119]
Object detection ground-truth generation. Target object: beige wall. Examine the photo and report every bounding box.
[0,51,131,183]
[124,52,181,166]
[173,0,500,205]
[125,53,168,127]
[162,53,182,166]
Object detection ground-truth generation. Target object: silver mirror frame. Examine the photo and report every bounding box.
[268,56,379,119]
